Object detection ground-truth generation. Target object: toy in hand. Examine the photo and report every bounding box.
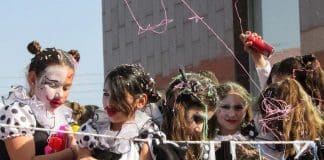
[44,125,67,154]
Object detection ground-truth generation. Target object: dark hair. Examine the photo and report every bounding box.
[27,40,80,77]
[105,64,160,115]
[268,54,324,108]
[161,72,218,160]
[266,62,280,85]
[293,54,324,107]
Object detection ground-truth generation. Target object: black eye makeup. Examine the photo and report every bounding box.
[42,76,62,89]
[192,114,205,124]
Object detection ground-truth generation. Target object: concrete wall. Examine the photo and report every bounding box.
[102,0,237,89]
[299,0,324,64]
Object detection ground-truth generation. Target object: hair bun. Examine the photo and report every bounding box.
[27,40,42,55]
[68,49,80,62]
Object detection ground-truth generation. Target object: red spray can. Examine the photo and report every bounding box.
[242,33,274,58]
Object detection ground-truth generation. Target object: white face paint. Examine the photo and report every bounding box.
[34,65,72,110]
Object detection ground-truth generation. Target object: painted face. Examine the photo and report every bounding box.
[186,107,206,134]
[102,87,136,126]
[34,65,74,110]
[216,92,247,135]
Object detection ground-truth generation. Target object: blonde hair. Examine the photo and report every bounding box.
[257,78,324,157]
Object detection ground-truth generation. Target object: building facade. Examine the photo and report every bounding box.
[102,0,323,91]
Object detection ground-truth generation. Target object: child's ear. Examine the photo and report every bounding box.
[135,94,148,109]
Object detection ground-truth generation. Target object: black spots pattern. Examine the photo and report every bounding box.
[0,102,36,139]
[81,125,87,131]
[1,127,5,133]
[89,142,95,149]
[11,108,18,114]
[6,118,11,124]
[18,102,25,108]
[76,122,99,149]
[83,135,90,141]
[0,115,6,121]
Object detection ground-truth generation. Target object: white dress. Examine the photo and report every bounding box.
[77,108,160,160]
[0,85,73,140]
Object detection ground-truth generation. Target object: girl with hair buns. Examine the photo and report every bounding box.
[77,64,162,160]
[0,41,80,160]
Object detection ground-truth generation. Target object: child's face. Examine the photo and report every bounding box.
[216,92,247,135]
[102,88,137,124]
[34,65,74,110]
[186,107,206,134]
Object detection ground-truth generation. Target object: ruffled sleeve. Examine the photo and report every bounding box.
[76,108,108,150]
[0,102,36,139]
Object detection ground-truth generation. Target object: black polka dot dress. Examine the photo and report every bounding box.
[0,85,73,159]
[77,109,162,160]
[0,99,36,139]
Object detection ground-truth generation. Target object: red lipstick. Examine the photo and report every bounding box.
[50,99,63,108]
[226,120,238,124]
[105,107,119,117]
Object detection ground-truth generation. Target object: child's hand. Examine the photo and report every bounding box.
[240,31,268,68]
[64,125,77,148]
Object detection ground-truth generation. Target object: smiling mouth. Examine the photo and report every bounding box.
[225,120,238,124]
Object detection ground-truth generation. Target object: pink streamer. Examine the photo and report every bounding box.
[179,0,264,96]
[124,0,173,35]
[258,97,293,140]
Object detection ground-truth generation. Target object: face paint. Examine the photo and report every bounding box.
[216,92,247,135]
[34,65,74,110]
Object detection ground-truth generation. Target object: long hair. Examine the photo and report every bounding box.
[293,54,324,110]
[256,78,324,157]
[161,72,218,160]
[268,55,324,111]
[105,64,160,116]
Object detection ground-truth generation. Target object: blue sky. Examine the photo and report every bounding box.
[0,1,103,107]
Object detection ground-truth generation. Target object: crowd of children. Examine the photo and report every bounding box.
[0,32,323,160]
